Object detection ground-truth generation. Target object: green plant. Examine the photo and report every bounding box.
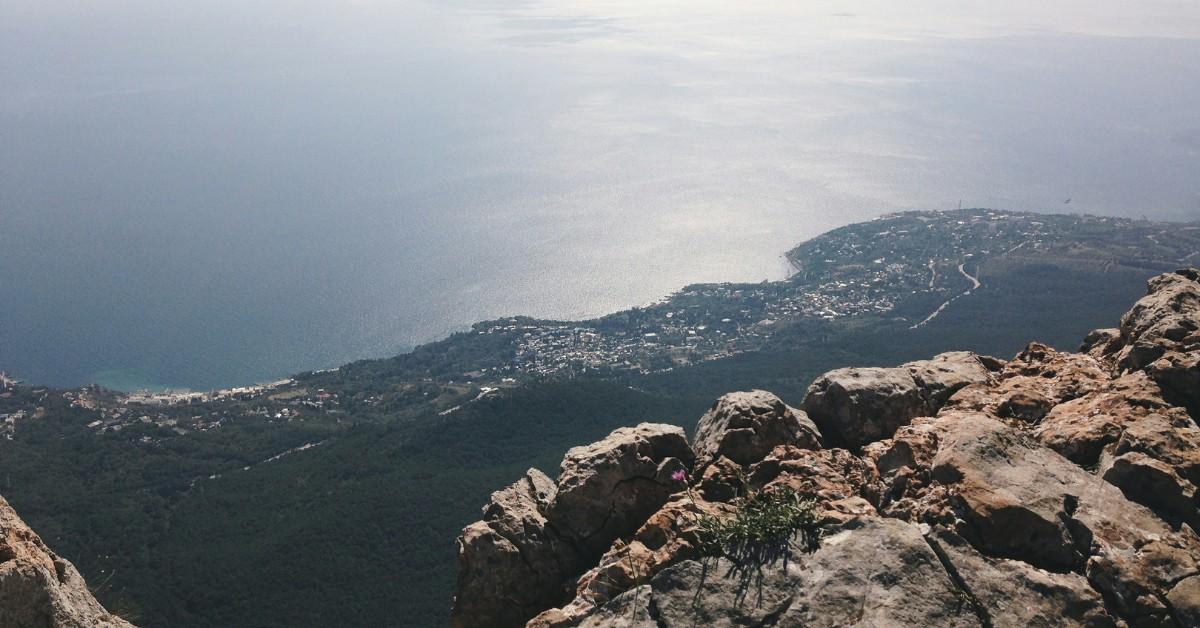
[695,486,820,557]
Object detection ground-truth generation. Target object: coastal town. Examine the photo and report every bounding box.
[466,209,1200,379]
[3,209,1199,439]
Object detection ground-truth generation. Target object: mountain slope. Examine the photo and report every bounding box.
[453,269,1200,627]
[1,209,1198,626]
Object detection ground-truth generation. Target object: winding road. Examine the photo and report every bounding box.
[909,262,981,330]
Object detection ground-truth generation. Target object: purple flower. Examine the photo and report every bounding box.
[671,469,687,483]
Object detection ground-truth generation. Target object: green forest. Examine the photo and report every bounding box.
[0,255,1159,626]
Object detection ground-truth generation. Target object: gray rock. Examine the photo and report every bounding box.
[802,366,926,449]
[649,556,797,627]
[1167,575,1200,627]
[1113,270,1200,412]
[908,351,996,409]
[778,517,977,627]
[803,352,991,448]
[546,423,694,556]
[0,495,134,628]
[451,469,580,628]
[575,586,657,628]
[692,390,821,469]
[1117,270,1200,368]
[644,517,976,627]
[924,526,1115,627]
[455,425,692,628]
[930,417,1200,625]
[1100,450,1198,530]
[996,390,1054,422]
[1082,327,1121,357]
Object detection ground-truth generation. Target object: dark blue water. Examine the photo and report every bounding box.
[3,1,1199,390]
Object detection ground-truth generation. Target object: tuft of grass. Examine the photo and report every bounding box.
[696,486,820,557]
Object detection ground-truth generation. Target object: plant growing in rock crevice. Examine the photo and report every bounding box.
[694,486,820,558]
[674,465,820,560]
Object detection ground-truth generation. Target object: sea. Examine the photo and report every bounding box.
[2,0,1199,390]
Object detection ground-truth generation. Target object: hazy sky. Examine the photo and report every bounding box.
[2,0,1199,389]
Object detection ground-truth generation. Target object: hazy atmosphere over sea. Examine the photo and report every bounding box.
[3,0,1199,391]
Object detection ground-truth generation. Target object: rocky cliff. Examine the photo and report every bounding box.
[0,495,133,628]
[451,269,1200,628]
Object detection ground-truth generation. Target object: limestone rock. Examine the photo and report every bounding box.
[748,445,879,514]
[996,389,1054,422]
[1032,372,1170,466]
[0,495,134,628]
[865,413,971,525]
[696,456,742,502]
[538,495,734,626]
[574,586,656,628]
[802,365,924,448]
[546,423,693,556]
[908,351,1000,409]
[691,390,821,469]
[1082,327,1122,358]
[451,469,580,628]
[1099,451,1198,530]
[1030,369,1200,526]
[1110,269,1200,412]
[924,527,1115,627]
[803,352,991,448]
[648,517,977,627]
[930,417,1200,624]
[455,424,694,628]
[1167,575,1200,627]
[944,344,1111,422]
[455,269,1200,628]
[1115,269,1200,369]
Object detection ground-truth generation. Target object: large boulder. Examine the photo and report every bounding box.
[1028,369,1200,527]
[451,469,580,628]
[1115,269,1200,369]
[1168,575,1200,627]
[691,390,821,469]
[630,517,977,627]
[909,351,1001,408]
[924,527,1115,627]
[453,424,694,628]
[930,417,1200,625]
[1106,269,1200,412]
[1099,451,1198,530]
[546,423,693,556]
[0,495,134,628]
[803,352,992,448]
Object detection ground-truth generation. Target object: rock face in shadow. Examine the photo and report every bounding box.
[452,424,692,628]
[0,495,134,628]
[452,469,581,628]
[546,424,693,557]
[923,527,1114,628]
[452,270,1200,628]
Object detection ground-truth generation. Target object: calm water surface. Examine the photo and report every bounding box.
[2,1,1199,389]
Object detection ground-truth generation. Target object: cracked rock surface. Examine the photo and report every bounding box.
[0,495,134,628]
[452,270,1200,628]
